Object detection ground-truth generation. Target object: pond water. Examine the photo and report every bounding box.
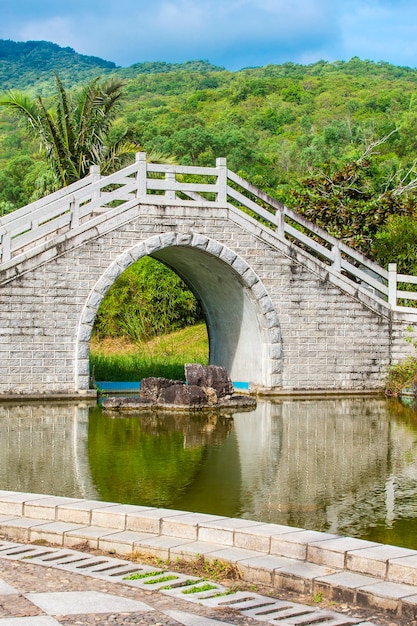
[0,396,417,549]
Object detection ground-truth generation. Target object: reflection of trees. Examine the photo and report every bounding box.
[235,398,417,544]
[0,402,97,498]
[87,407,233,507]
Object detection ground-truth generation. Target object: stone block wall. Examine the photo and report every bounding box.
[0,201,415,395]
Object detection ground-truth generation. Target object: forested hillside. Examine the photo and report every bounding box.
[2,43,417,266]
[3,42,417,347]
[0,40,116,91]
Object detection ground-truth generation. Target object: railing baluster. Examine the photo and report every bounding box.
[136,152,147,197]
[216,157,227,203]
[90,165,101,207]
[332,243,341,272]
[70,196,79,228]
[165,172,176,200]
[388,263,397,307]
[1,233,11,263]
[276,210,285,238]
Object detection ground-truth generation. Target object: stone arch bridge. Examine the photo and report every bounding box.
[1,153,416,397]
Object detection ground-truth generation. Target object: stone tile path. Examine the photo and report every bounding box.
[1,491,417,624]
[0,540,395,626]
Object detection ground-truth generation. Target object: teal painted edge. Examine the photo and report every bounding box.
[96,381,249,392]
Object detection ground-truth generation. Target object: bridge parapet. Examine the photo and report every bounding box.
[1,152,416,312]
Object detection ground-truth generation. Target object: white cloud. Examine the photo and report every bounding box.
[0,0,417,69]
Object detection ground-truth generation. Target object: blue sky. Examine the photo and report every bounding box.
[1,0,417,70]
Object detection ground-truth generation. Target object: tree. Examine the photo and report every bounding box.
[289,134,417,256]
[0,73,137,187]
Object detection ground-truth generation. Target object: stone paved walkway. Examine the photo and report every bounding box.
[1,491,417,625]
[0,540,401,626]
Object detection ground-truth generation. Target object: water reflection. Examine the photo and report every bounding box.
[0,397,417,548]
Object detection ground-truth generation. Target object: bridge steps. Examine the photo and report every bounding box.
[1,154,417,312]
[0,491,417,619]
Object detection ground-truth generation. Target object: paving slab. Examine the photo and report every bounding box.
[0,618,61,626]
[62,523,117,549]
[161,512,227,541]
[274,559,336,594]
[163,610,236,626]
[237,554,299,586]
[197,518,263,547]
[308,537,379,569]
[23,497,83,522]
[124,507,189,533]
[29,521,87,545]
[270,529,338,560]
[347,544,417,578]
[233,522,301,552]
[133,534,195,560]
[313,571,380,603]
[91,503,156,530]
[0,494,48,517]
[97,529,157,554]
[25,590,154,615]
[387,553,417,585]
[0,579,18,595]
[56,499,118,524]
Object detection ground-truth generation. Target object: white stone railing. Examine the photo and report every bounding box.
[0,152,416,311]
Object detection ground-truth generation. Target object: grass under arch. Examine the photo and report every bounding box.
[90,322,209,382]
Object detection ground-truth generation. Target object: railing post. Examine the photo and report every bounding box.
[165,172,176,200]
[1,233,11,263]
[276,210,285,238]
[332,243,342,272]
[388,263,397,307]
[136,152,147,198]
[89,164,101,183]
[216,157,227,203]
[69,195,79,228]
[90,164,101,206]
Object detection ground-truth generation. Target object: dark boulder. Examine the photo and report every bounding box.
[140,377,183,402]
[158,383,208,407]
[185,364,234,398]
[102,396,153,410]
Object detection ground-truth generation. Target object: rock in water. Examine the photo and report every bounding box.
[140,377,183,402]
[185,364,234,398]
[102,365,256,412]
[158,384,208,407]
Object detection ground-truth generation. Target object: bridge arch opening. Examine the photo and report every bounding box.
[76,233,282,391]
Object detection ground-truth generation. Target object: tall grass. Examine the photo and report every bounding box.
[90,322,208,382]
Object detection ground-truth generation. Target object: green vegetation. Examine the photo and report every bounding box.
[123,570,163,580]
[2,50,417,269]
[90,322,208,382]
[182,582,218,594]
[1,73,137,187]
[0,40,116,92]
[87,404,208,506]
[3,45,417,383]
[385,327,417,396]
[385,355,417,396]
[94,257,203,342]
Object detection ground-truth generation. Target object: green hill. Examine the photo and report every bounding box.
[0,39,117,93]
[2,41,417,266]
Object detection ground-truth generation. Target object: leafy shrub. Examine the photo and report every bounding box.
[385,356,417,396]
[374,215,417,274]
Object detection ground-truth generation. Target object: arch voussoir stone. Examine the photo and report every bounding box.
[76,233,282,392]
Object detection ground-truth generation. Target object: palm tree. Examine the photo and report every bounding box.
[0,73,138,187]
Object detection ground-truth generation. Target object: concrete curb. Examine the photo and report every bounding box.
[1,491,417,618]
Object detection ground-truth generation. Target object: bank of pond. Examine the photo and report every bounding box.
[0,395,416,550]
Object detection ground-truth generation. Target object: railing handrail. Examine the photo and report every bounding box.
[0,152,415,311]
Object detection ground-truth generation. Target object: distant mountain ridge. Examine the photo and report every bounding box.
[0,39,225,94]
[0,39,117,93]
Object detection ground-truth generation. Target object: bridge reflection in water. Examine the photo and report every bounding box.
[0,397,416,548]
